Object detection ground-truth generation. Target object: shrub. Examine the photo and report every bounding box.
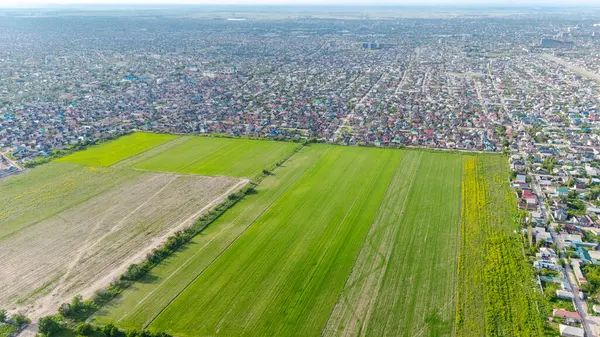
[102,323,121,337]
[38,316,63,336]
[58,296,97,321]
[75,322,94,336]
[121,264,148,281]
[11,313,30,327]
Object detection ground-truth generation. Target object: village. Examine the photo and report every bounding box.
[1,12,600,165]
[2,4,600,337]
[513,124,600,336]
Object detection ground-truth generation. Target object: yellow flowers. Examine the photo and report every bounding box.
[456,156,545,337]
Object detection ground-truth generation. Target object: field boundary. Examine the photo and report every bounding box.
[142,145,327,329]
[66,143,308,328]
[320,151,422,336]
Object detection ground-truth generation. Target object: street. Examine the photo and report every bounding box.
[532,175,595,337]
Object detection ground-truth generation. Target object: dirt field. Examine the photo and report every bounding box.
[0,171,247,320]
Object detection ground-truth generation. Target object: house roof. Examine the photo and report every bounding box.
[554,309,582,320]
[559,324,584,337]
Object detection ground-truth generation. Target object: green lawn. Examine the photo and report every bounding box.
[133,137,301,179]
[147,146,401,336]
[55,133,177,166]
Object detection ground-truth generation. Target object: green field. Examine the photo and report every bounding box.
[92,145,328,329]
[324,151,463,336]
[133,137,301,178]
[147,146,401,336]
[455,156,545,337]
[90,145,547,337]
[56,133,177,166]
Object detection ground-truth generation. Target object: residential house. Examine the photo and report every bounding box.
[556,290,575,300]
[556,187,570,197]
[559,324,584,337]
[553,309,582,324]
[553,208,569,221]
[572,260,587,286]
[537,232,554,245]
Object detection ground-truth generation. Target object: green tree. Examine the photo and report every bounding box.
[75,322,94,336]
[102,323,121,337]
[38,316,62,337]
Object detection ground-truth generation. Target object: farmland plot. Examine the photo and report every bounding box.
[455,156,545,337]
[134,137,301,179]
[93,144,328,329]
[324,151,463,337]
[0,170,245,319]
[0,162,140,242]
[56,132,178,167]
[147,146,401,337]
[322,150,422,336]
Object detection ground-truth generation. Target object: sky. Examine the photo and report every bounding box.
[1,0,599,6]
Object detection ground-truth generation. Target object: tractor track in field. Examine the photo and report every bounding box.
[5,173,244,326]
[321,151,422,337]
[142,146,328,329]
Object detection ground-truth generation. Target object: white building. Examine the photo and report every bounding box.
[559,324,584,337]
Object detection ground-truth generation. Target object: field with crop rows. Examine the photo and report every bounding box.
[324,151,462,337]
[56,132,177,166]
[0,169,243,318]
[455,156,545,337]
[0,162,140,242]
[92,146,547,337]
[133,136,301,179]
[93,145,328,329]
[4,132,547,336]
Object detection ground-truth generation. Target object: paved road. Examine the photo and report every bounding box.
[532,175,595,337]
[543,54,600,83]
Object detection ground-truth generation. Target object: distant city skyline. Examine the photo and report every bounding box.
[2,0,600,7]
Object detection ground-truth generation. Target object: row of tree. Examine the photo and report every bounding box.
[38,316,172,337]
